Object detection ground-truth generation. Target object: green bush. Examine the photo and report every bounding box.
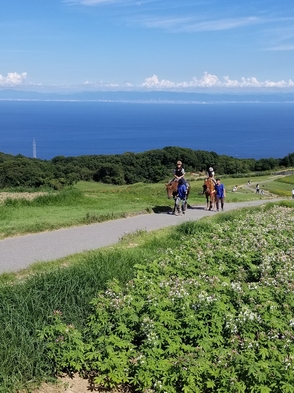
[0,248,143,393]
[41,205,294,392]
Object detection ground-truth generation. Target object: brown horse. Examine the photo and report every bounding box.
[166,180,190,215]
[203,177,216,211]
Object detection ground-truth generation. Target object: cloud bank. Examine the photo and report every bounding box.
[0,72,27,86]
[1,71,294,91]
[141,73,294,90]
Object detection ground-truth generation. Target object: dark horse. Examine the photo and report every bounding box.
[165,180,190,215]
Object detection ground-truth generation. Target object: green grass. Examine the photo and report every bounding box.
[0,226,179,393]
[0,174,293,239]
[1,200,294,392]
[0,174,293,392]
[0,185,164,239]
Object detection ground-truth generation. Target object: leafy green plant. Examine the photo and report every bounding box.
[41,205,294,392]
[38,310,85,375]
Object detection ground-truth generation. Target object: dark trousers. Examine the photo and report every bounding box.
[216,196,224,210]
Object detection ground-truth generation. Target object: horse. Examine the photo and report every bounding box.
[203,177,216,211]
[166,180,190,215]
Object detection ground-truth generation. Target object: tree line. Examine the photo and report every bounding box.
[0,147,294,189]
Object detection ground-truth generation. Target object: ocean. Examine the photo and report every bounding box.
[0,100,293,160]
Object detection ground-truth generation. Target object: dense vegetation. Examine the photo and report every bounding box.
[1,147,294,188]
[0,201,294,393]
[41,203,294,393]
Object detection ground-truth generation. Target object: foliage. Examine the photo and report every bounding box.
[41,205,294,392]
[0,246,148,393]
[0,148,293,188]
[93,163,126,185]
[38,310,85,375]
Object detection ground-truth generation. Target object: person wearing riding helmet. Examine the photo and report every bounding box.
[173,160,186,183]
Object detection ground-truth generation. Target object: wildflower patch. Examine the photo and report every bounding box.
[40,205,294,393]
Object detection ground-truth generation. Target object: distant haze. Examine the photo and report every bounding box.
[1,90,294,103]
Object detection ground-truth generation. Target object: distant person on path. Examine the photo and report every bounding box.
[215,178,226,212]
[256,183,260,194]
[292,188,294,199]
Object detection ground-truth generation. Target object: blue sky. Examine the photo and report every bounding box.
[1,0,294,93]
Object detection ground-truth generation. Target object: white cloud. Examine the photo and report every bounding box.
[269,45,294,51]
[136,15,261,33]
[0,72,27,86]
[64,0,129,5]
[141,73,294,90]
[187,17,259,32]
[83,80,119,88]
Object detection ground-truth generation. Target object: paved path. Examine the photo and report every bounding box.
[0,199,281,274]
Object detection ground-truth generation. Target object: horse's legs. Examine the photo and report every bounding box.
[209,194,216,211]
[172,199,176,214]
[172,195,177,214]
[205,194,210,210]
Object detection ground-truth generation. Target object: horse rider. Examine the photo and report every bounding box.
[170,160,189,192]
[172,160,186,183]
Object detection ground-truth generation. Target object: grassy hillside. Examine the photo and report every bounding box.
[0,173,293,239]
[0,200,294,392]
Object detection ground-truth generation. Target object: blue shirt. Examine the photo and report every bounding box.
[215,183,225,198]
[178,183,187,199]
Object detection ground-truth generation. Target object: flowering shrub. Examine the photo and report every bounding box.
[41,205,294,392]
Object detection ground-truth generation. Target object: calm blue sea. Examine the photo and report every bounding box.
[0,100,293,160]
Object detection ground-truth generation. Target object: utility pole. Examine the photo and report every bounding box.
[33,138,37,158]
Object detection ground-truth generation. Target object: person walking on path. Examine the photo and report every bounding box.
[175,178,187,215]
[215,178,226,212]
[292,188,294,199]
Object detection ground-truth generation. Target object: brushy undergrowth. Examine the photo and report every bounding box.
[0,223,179,393]
[0,247,158,393]
[39,204,294,393]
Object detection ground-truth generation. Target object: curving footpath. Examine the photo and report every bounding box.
[0,199,282,274]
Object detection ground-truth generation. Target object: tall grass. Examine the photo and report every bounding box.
[0,185,159,239]
[4,187,83,207]
[1,201,294,392]
[0,230,174,393]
